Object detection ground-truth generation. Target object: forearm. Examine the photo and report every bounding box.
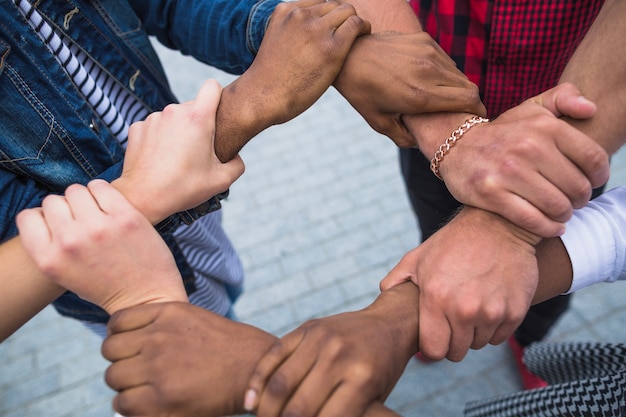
[335,0,422,33]
[559,0,626,155]
[0,237,65,342]
[214,75,275,162]
[532,237,573,305]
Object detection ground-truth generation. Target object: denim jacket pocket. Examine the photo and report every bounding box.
[0,46,118,190]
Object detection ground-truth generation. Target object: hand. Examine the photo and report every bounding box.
[215,0,371,161]
[102,302,278,417]
[438,83,610,238]
[380,207,539,362]
[334,31,485,148]
[15,180,187,314]
[244,283,419,417]
[114,79,245,224]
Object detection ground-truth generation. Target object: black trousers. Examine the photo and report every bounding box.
[398,148,605,346]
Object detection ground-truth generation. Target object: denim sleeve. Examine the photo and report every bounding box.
[129,0,282,75]
[0,171,47,241]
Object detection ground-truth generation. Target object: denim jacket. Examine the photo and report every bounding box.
[0,0,279,322]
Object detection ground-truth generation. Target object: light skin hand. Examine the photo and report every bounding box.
[333,31,485,148]
[215,0,371,162]
[102,302,403,417]
[380,207,540,362]
[412,83,609,238]
[3,80,238,337]
[114,79,245,225]
[245,283,419,417]
[15,180,188,315]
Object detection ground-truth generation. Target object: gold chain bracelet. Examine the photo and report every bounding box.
[430,115,490,180]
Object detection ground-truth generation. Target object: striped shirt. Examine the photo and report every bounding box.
[15,0,243,330]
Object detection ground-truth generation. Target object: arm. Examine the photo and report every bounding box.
[243,282,419,417]
[377,85,623,363]
[534,186,626,303]
[102,301,405,417]
[16,180,189,315]
[213,0,370,161]
[404,0,626,236]
[1,80,242,341]
[335,0,616,238]
[558,0,626,155]
[213,0,485,160]
[330,0,486,147]
[386,0,626,360]
[0,237,65,342]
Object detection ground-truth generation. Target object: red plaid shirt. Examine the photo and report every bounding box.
[409,0,605,117]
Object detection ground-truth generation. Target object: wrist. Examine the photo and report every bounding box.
[111,177,164,225]
[368,282,420,359]
[457,206,542,248]
[430,116,490,180]
[404,112,476,156]
[216,77,274,162]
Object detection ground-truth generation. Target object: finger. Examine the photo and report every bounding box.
[445,318,474,362]
[192,79,222,118]
[101,331,143,361]
[415,85,486,115]
[495,171,575,233]
[553,130,609,194]
[531,83,596,119]
[105,358,148,391]
[379,269,414,291]
[63,183,105,221]
[259,341,339,417]
[418,308,451,361]
[380,119,419,149]
[87,179,137,216]
[379,250,419,291]
[216,154,246,188]
[40,194,81,237]
[245,331,311,414]
[329,5,371,42]
[489,321,519,346]
[363,402,402,417]
[15,208,51,254]
[312,383,372,417]
[106,303,162,335]
[112,385,158,417]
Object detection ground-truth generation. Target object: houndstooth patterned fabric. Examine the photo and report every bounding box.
[465,342,626,417]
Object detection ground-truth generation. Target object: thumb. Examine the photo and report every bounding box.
[530,82,596,119]
[192,79,223,119]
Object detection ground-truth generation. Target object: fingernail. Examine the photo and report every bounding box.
[243,389,257,412]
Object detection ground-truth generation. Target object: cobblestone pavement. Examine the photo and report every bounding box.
[1,43,625,417]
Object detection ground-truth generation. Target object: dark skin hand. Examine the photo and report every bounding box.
[213,0,486,162]
[245,283,420,417]
[102,301,406,417]
[333,31,485,148]
[214,0,371,162]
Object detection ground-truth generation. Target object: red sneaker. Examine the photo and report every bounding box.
[508,336,548,390]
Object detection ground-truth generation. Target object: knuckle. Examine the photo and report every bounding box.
[266,372,291,398]
[548,196,574,220]
[350,362,377,387]
[114,394,134,416]
[482,303,506,325]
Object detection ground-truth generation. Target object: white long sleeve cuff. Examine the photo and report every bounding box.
[561,186,626,293]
